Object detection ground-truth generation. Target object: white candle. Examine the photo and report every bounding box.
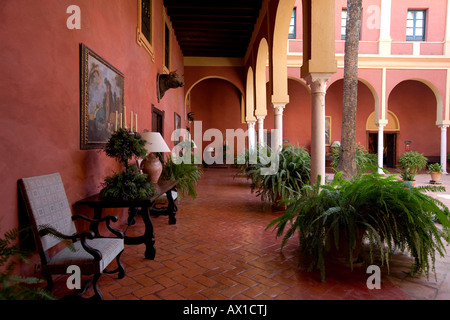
[119,113,123,129]
[123,106,127,129]
[134,113,138,132]
[130,111,133,132]
[115,111,118,131]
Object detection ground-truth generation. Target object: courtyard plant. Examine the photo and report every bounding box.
[246,144,311,204]
[398,151,428,173]
[330,143,378,174]
[160,154,203,199]
[267,171,450,282]
[428,163,443,183]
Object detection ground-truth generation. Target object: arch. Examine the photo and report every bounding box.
[246,67,256,122]
[271,0,296,104]
[409,78,444,125]
[185,76,244,122]
[287,76,311,93]
[388,78,443,124]
[255,38,269,117]
[366,111,400,131]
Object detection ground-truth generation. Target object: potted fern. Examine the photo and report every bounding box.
[267,171,450,282]
[247,144,311,206]
[399,167,417,187]
[428,162,443,183]
[399,151,428,173]
[0,227,56,299]
[160,154,202,199]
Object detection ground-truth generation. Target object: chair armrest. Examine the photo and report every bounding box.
[72,214,124,239]
[39,227,102,261]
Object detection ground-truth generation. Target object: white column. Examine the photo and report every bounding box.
[305,73,331,185]
[247,121,257,153]
[440,125,449,173]
[256,116,265,146]
[273,103,285,152]
[377,123,385,174]
[379,0,392,56]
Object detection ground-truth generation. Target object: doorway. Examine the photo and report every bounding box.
[368,132,397,168]
[152,105,165,136]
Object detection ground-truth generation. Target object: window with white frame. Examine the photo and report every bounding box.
[406,10,426,41]
[341,9,347,40]
[288,8,296,39]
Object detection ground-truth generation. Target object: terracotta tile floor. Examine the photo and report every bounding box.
[53,168,450,300]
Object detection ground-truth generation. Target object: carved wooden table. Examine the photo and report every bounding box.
[75,180,178,259]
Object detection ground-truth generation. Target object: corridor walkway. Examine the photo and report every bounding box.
[55,167,450,300]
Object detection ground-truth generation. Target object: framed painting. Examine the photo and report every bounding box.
[325,116,331,146]
[174,112,181,144]
[80,43,124,149]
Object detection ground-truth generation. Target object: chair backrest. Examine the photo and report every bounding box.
[19,173,77,256]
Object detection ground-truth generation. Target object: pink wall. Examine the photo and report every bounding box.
[0,0,185,239]
[389,80,439,158]
[189,78,247,156]
[334,0,381,54]
[391,0,447,55]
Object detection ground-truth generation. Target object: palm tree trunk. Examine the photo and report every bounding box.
[336,0,362,180]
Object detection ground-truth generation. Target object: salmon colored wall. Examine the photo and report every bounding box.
[0,0,185,241]
[325,79,376,151]
[391,0,447,55]
[265,79,311,149]
[388,80,439,159]
[334,0,381,54]
[189,78,247,156]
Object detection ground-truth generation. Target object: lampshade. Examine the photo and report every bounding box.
[141,132,171,153]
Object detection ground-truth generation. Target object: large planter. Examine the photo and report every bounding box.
[328,227,366,267]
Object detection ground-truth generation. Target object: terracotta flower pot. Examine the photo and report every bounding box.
[430,172,442,182]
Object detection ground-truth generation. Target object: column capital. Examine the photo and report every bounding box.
[304,73,333,94]
[247,121,256,128]
[272,103,285,116]
[439,124,450,129]
[256,115,265,121]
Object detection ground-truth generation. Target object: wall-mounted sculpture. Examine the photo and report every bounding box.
[157,71,184,101]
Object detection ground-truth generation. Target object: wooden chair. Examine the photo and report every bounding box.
[19,172,125,300]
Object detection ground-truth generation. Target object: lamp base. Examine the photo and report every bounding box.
[141,153,162,184]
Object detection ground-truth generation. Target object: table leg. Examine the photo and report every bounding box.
[89,207,103,237]
[166,189,177,225]
[124,207,156,259]
[141,207,156,259]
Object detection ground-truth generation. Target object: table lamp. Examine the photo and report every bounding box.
[141,132,171,183]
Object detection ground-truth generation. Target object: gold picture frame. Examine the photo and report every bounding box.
[80,44,124,149]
